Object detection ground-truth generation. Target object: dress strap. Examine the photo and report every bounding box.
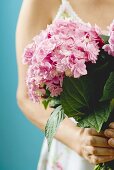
[62,0,67,3]
[53,0,80,22]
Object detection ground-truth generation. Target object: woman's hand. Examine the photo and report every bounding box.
[104,122,114,147]
[75,128,114,164]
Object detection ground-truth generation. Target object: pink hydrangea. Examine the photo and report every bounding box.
[103,20,114,56]
[22,42,36,65]
[22,19,103,102]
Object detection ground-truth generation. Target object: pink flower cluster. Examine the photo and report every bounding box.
[22,19,103,102]
[103,20,114,56]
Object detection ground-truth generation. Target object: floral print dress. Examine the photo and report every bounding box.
[37,0,102,169]
[37,137,94,170]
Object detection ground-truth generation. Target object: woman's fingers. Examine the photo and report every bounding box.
[85,146,114,156]
[90,155,114,164]
[109,122,114,128]
[86,128,105,137]
[81,128,114,164]
[104,129,114,138]
[108,138,114,147]
[104,123,114,147]
[86,136,110,147]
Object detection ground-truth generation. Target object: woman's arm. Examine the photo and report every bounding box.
[16,0,114,164]
[16,0,79,152]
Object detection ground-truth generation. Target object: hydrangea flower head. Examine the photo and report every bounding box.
[22,19,103,102]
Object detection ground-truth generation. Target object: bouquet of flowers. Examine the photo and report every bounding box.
[22,19,114,170]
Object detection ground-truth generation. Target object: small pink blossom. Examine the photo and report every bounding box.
[22,42,36,65]
[71,59,87,78]
[103,20,114,57]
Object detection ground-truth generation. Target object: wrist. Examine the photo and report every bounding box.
[55,118,82,154]
[71,126,83,156]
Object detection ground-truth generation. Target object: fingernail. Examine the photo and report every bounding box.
[109,138,114,147]
[109,122,114,128]
[105,130,114,137]
[109,155,114,158]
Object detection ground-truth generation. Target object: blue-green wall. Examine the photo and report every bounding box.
[0,1,44,170]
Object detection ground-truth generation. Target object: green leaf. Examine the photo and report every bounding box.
[94,164,101,170]
[100,35,109,44]
[42,98,51,109]
[60,76,93,117]
[49,98,61,108]
[45,105,65,150]
[42,97,61,109]
[78,102,112,132]
[110,99,114,110]
[100,72,114,101]
[94,163,112,170]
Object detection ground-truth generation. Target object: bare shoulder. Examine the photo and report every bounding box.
[21,0,61,22]
[48,0,61,20]
[16,0,61,41]
[35,0,61,21]
[16,0,61,59]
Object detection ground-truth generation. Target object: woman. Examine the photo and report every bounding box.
[16,0,114,169]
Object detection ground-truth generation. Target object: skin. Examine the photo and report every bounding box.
[16,0,114,165]
[67,0,114,31]
[105,123,114,147]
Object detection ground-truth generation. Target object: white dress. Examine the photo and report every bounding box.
[38,0,96,169]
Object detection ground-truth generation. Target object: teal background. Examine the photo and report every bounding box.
[0,1,44,170]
